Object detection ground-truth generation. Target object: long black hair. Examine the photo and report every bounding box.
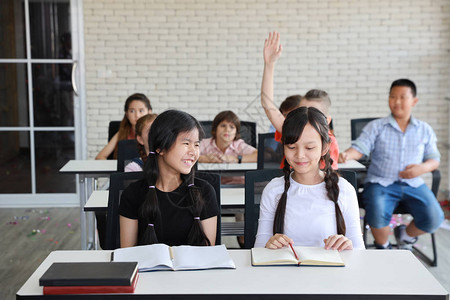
[273,106,346,236]
[138,109,211,246]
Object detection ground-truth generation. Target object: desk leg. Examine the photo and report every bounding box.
[86,178,95,250]
[79,175,87,250]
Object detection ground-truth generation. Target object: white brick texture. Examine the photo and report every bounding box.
[83,0,450,190]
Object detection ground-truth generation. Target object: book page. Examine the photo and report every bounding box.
[294,246,344,266]
[251,247,298,265]
[171,245,236,270]
[113,244,174,271]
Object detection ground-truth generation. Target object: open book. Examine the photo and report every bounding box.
[113,244,236,272]
[251,246,345,267]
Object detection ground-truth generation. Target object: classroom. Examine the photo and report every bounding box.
[1,0,449,299]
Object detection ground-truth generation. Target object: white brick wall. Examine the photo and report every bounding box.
[83,0,450,189]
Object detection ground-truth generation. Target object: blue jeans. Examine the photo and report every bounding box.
[363,182,444,233]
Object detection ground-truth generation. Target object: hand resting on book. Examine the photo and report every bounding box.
[323,234,353,251]
[265,233,353,251]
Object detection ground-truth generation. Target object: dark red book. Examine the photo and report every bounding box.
[43,273,138,295]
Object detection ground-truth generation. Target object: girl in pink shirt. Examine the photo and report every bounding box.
[199,110,257,165]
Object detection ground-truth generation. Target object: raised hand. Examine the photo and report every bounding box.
[263,31,283,65]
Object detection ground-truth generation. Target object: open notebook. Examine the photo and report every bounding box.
[113,244,236,272]
[251,246,345,267]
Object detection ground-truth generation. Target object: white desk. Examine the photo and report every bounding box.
[198,160,364,171]
[84,190,109,212]
[221,187,244,206]
[17,250,448,299]
[198,162,257,171]
[59,160,117,250]
[338,159,366,170]
[84,188,243,211]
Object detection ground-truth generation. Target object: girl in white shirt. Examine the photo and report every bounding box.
[254,107,364,250]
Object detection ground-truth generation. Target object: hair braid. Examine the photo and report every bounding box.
[138,152,160,245]
[273,158,292,235]
[186,173,211,246]
[322,152,346,235]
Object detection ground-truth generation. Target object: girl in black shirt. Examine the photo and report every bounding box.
[119,110,218,247]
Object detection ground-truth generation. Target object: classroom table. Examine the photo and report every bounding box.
[59,160,117,250]
[198,160,366,172]
[84,188,244,211]
[338,159,366,170]
[84,190,109,212]
[16,249,449,299]
[81,160,365,241]
[84,189,245,236]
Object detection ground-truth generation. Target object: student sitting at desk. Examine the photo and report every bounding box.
[254,107,364,250]
[96,93,152,160]
[261,32,339,170]
[339,79,444,250]
[199,110,257,165]
[125,113,157,172]
[119,110,219,247]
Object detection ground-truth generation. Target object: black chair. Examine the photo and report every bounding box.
[196,171,222,246]
[108,120,121,141]
[104,171,221,250]
[105,171,144,250]
[199,120,257,148]
[350,117,378,167]
[243,169,283,249]
[257,132,283,170]
[117,139,139,172]
[339,170,357,191]
[107,121,122,160]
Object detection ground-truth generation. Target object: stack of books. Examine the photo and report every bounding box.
[39,262,138,295]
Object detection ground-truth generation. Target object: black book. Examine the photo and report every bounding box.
[39,262,138,286]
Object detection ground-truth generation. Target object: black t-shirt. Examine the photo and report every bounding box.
[119,177,218,246]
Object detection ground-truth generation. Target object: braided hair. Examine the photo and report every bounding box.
[138,110,211,246]
[273,106,346,236]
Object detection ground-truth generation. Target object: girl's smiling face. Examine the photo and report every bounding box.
[284,123,328,183]
[158,128,200,175]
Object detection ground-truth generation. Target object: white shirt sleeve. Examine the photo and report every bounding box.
[254,177,284,247]
[338,179,365,249]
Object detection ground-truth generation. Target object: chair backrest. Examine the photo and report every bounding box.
[338,170,357,191]
[350,118,379,167]
[117,139,140,172]
[257,132,283,170]
[199,120,257,148]
[244,169,283,249]
[195,171,221,245]
[108,120,121,141]
[350,118,378,141]
[105,171,145,250]
[105,171,222,250]
[107,120,122,160]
